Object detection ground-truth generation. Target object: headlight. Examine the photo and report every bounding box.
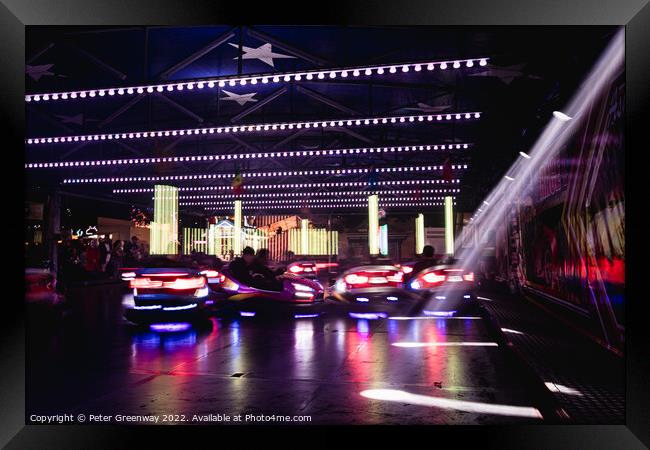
[194,287,209,297]
[335,280,347,292]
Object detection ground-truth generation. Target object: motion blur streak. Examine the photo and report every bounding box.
[544,382,583,396]
[452,30,624,298]
[360,389,543,419]
[392,342,498,347]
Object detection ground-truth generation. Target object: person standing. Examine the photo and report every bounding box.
[83,239,101,276]
[99,236,112,274]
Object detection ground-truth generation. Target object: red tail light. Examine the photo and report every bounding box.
[415,268,474,288]
[345,274,369,285]
[423,272,446,284]
[130,276,206,290]
[130,278,162,289]
[200,270,220,278]
[342,269,402,288]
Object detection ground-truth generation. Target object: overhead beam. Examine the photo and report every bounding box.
[27,105,75,134]
[331,127,374,144]
[98,93,146,128]
[155,93,205,123]
[246,27,331,66]
[230,86,288,123]
[66,42,127,80]
[271,129,308,149]
[60,142,90,159]
[295,84,363,116]
[159,29,236,80]
[27,42,55,64]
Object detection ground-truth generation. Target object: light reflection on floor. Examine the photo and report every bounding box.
[28,292,548,424]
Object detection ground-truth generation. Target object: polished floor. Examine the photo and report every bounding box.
[27,284,551,425]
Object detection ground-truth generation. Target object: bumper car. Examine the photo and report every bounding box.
[327,264,420,319]
[123,267,212,326]
[406,265,478,316]
[25,268,66,321]
[215,268,325,318]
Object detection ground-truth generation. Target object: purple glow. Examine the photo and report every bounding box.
[423,310,457,317]
[349,312,387,320]
[294,314,320,319]
[240,311,256,317]
[149,322,192,332]
[205,300,214,305]
[162,303,197,311]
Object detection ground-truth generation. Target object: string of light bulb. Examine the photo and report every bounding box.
[25,57,489,103]
[63,164,468,184]
[113,179,462,193]
[180,196,455,206]
[199,201,456,210]
[26,112,481,145]
[174,188,461,200]
[26,143,472,169]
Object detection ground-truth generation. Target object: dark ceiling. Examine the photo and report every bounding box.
[25,25,618,219]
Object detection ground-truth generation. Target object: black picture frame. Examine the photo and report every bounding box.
[3,1,648,448]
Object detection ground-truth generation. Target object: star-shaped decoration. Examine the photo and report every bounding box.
[26,64,55,81]
[220,89,258,106]
[468,63,542,85]
[230,43,296,68]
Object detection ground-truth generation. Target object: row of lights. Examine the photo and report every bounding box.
[63,164,468,184]
[25,58,489,103]
[26,112,482,145]
[175,188,461,200]
[113,179,462,194]
[201,201,456,210]
[26,143,472,169]
[180,196,456,206]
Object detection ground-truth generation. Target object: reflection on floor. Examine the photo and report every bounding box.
[26,285,548,425]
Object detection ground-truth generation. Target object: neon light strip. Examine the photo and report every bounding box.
[63,165,468,184]
[149,322,192,332]
[27,143,472,169]
[162,303,198,311]
[294,314,320,319]
[444,196,454,255]
[175,188,461,200]
[25,57,489,103]
[27,112,481,145]
[388,316,482,320]
[415,213,425,254]
[180,196,456,206]
[150,184,179,255]
[133,304,162,310]
[368,194,379,255]
[349,312,387,319]
[114,180,462,194]
[233,200,242,255]
[392,342,498,347]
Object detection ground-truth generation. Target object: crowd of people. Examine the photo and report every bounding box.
[57,236,149,288]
